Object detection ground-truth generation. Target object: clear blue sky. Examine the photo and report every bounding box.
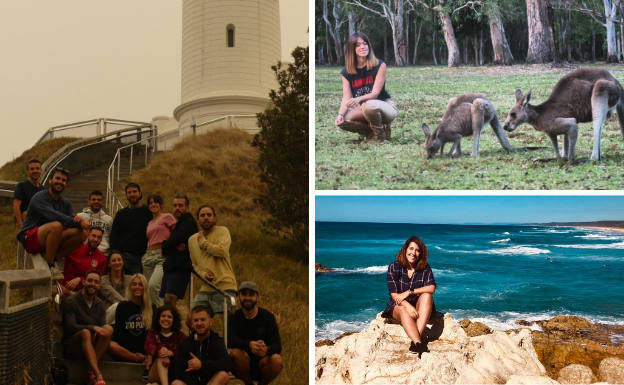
[316,195,624,224]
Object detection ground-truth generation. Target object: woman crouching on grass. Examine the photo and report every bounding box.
[145,305,186,385]
[335,32,397,143]
[381,236,436,357]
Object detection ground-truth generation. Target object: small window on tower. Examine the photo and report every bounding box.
[227,25,235,47]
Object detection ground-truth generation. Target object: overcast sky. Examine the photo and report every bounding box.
[316,195,624,224]
[0,0,309,166]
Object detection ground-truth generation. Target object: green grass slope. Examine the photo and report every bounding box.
[316,64,624,189]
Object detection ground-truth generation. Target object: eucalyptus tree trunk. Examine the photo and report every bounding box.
[488,0,514,65]
[322,0,344,65]
[392,0,407,66]
[412,21,423,63]
[325,23,333,64]
[603,0,618,62]
[436,0,462,67]
[526,0,556,63]
[432,8,439,64]
[348,10,356,35]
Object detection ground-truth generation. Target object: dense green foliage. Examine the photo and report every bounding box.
[316,65,624,189]
[252,47,309,260]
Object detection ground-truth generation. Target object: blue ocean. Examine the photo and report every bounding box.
[315,222,624,341]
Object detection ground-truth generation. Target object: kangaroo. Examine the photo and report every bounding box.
[421,93,517,158]
[503,68,624,162]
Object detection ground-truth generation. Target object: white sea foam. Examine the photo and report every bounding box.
[502,232,510,235]
[553,241,624,250]
[574,234,622,240]
[315,319,371,341]
[490,238,511,244]
[611,333,624,345]
[331,265,387,274]
[432,268,465,277]
[481,246,550,256]
[545,228,574,234]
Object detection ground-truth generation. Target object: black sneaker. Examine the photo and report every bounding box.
[409,341,429,357]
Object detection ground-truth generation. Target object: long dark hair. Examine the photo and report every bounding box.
[396,236,428,271]
[153,304,182,333]
[344,32,379,74]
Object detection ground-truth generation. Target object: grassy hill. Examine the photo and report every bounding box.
[0,137,77,181]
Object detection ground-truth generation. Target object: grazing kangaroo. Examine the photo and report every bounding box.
[421,93,517,158]
[503,68,624,162]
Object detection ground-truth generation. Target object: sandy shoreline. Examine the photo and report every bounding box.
[571,225,624,234]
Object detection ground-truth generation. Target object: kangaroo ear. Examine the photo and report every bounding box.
[421,123,431,137]
[523,90,532,106]
[515,89,523,103]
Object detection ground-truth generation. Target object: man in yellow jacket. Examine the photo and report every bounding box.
[188,204,238,315]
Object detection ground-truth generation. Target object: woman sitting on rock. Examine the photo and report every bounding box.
[334,32,397,143]
[382,236,436,356]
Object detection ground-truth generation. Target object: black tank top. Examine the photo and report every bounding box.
[340,60,391,100]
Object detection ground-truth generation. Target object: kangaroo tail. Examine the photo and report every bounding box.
[489,113,516,151]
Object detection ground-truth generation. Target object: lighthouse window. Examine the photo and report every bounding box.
[227,25,235,47]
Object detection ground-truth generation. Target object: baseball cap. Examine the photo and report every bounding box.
[238,281,259,293]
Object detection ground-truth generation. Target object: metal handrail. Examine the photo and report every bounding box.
[40,124,154,184]
[35,118,149,146]
[190,268,236,346]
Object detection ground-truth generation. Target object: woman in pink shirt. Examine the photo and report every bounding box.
[143,194,176,307]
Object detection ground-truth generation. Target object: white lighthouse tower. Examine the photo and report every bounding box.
[173,0,281,133]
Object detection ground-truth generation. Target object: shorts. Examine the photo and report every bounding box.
[22,227,43,254]
[121,252,143,275]
[159,271,190,298]
[191,290,237,314]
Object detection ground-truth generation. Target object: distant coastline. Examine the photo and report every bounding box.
[543,220,624,233]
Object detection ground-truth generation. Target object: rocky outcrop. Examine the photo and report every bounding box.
[459,318,492,337]
[315,313,548,384]
[315,263,335,273]
[599,357,624,384]
[526,315,624,379]
[556,364,596,384]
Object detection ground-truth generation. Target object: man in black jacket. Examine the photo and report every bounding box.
[228,282,283,385]
[173,305,234,385]
[109,182,151,274]
[161,194,198,307]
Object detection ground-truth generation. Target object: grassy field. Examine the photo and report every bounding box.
[316,64,624,190]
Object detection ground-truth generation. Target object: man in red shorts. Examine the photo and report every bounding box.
[60,227,107,297]
[17,167,90,272]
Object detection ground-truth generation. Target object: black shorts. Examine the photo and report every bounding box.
[159,271,190,298]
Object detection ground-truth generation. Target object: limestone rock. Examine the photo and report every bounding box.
[315,313,548,384]
[459,319,492,337]
[557,364,597,384]
[599,357,624,384]
[539,315,593,334]
[506,375,559,384]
